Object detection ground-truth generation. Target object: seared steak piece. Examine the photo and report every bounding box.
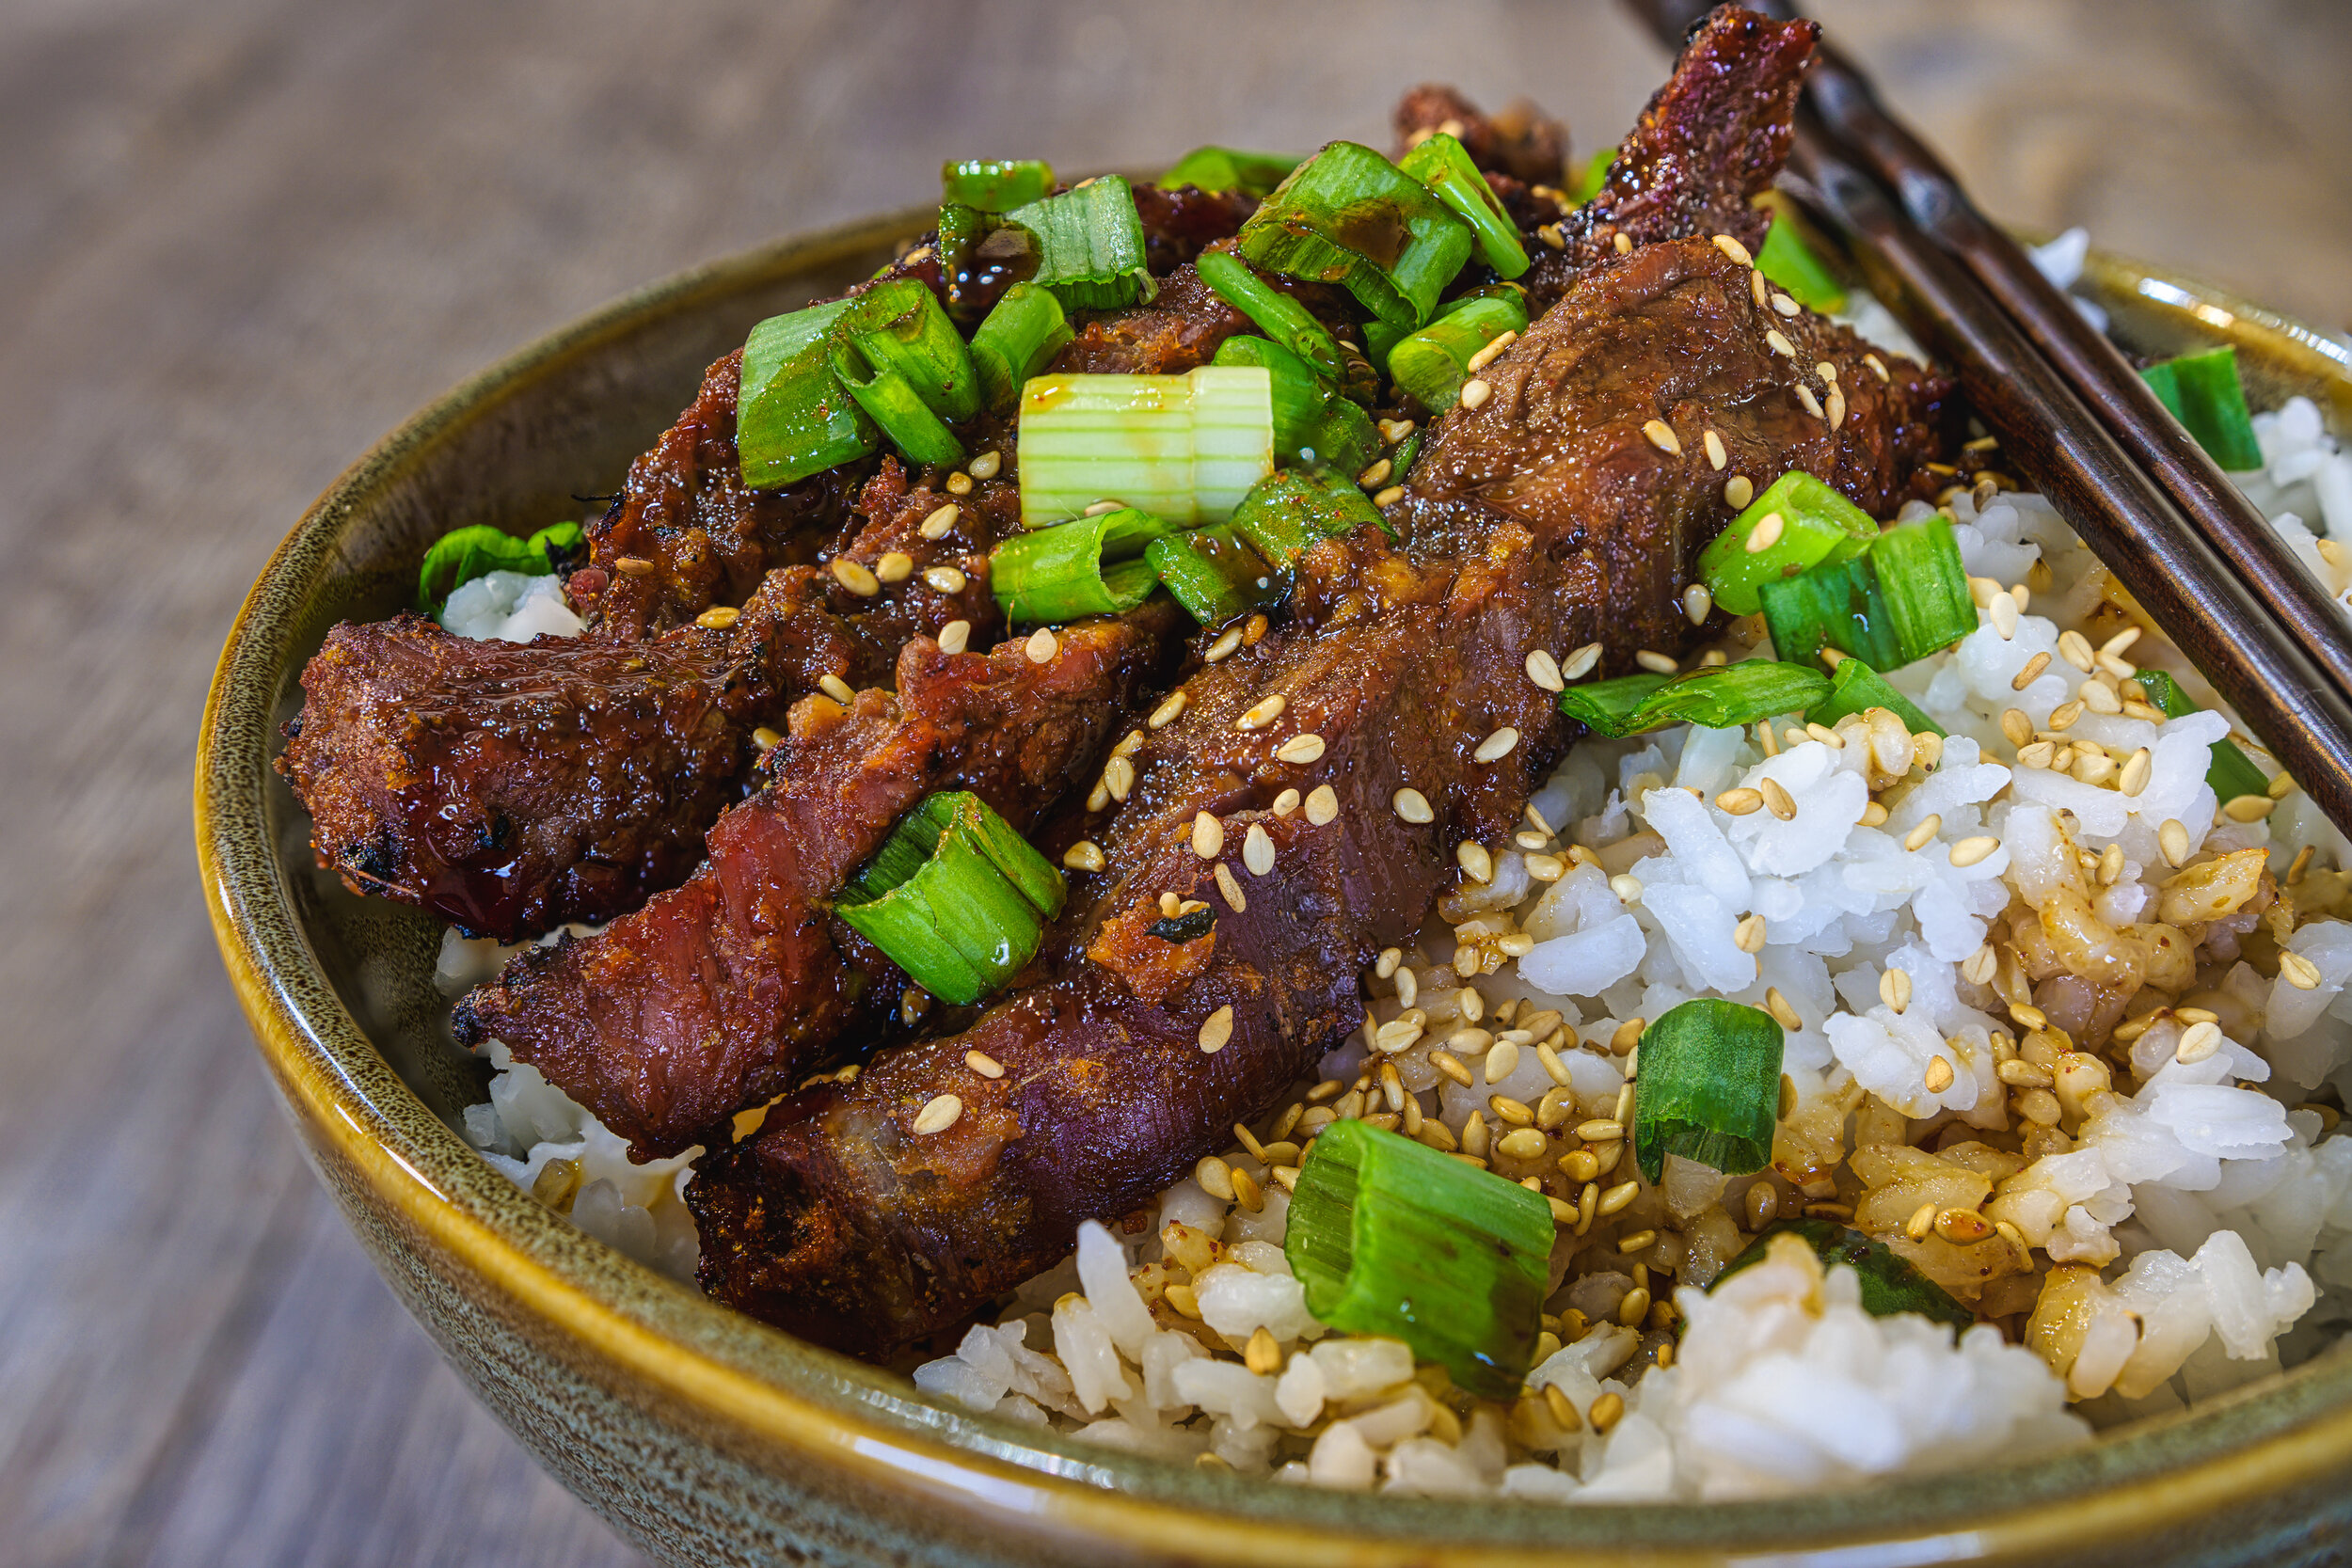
[1392,84,1570,189]
[453,605,1184,1158]
[1523,6,1818,308]
[1045,263,1251,378]
[280,458,1013,939]
[1403,235,1957,662]
[1130,183,1260,274]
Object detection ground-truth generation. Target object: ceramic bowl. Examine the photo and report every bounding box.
[198,206,2352,1566]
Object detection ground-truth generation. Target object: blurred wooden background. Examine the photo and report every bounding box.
[0,1,2344,1562]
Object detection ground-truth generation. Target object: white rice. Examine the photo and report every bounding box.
[440,296,2352,1501]
[440,568,585,641]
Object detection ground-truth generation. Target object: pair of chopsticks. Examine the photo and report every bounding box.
[1624,0,2352,836]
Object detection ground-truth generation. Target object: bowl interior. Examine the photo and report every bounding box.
[200,209,2352,1561]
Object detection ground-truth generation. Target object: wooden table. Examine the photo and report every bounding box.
[3,1,2344,1561]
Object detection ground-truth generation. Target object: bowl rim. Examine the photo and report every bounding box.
[197,205,2352,1563]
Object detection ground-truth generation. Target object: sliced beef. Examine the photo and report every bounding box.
[1130,182,1260,275]
[1402,234,1956,663]
[1046,263,1251,377]
[1523,6,1818,307]
[453,605,1184,1158]
[1392,84,1570,189]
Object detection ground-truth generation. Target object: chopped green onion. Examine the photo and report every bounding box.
[1566,144,1617,205]
[1361,317,1407,371]
[1699,470,1880,616]
[1160,147,1301,198]
[941,159,1055,214]
[1389,427,1423,486]
[1016,367,1275,528]
[1002,176,1156,311]
[1627,660,1830,732]
[969,282,1073,415]
[1239,141,1475,330]
[1753,194,1848,314]
[990,506,1174,624]
[839,278,982,424]
[934,202,994,321]
[1386,293,1529,412]
[1302,394,1382,480]
[1213,336,1332,463]
[1807,655,1945,737]
[1632,999,1785,1184]
[2131,671,2274,803]
[737,298,878,489]
[1195,250,1345,383]
[1557,673,1672,737]
[1759,515,1972,672]
[1714,1220,1976,1334]
[417,521,584,612]
[1229,470,1384,565]
[832,341,965,468]
[833,791,1067,1006]
[1283,1119,1552,1399]
[1145,525,1276,626]
[1397,132,1531,280]
[2140,346,2265,472]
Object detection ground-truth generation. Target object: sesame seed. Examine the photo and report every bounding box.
[1765,328,1796,357]
[752,725,783,751]
[1794,384,1824,419]
[1147,690,1188,729]
[1272,788,1300,818]
[1561,641,1603,681]
[2271,770,2299,800]
[967,451,1003,480]
[1591,1392,1627,1434]
[1102,755,1136,802]
[1826,387,1847,427]
[920,503,961,539]
[1613,231,1633,255]
[2224,794,2277,822]
[1083,499,1122,516]
[1683,583,1713,625]
[1865,353,1891,382]
[1903,814,1942,851]
[1374,947,1401,979]
[1759,778,1796,819]
[1611,1019,1644,1054]
[1752,269,1770,307]
[1765,987,1802,1030]
[1703,429,1727,470]
[613,555,655,577]
[1989,592,2020,641]
[1358,457,1392,488]
[1643,419,1682,455]
[1635,649,1677,674]
[1717,786,1763,816]
[1060,838,1108,874]
[1724,475,1755,508]
[1191,813,1224,858]
[1465,330,1518,372]
[1734,913,1766,953]
[936,619,971,655]
[923,565,967,594]
[1805,721,1843,748]
[1393,788,1435,824]
[1306,784,1339,825]
[1024,627,1057,662]
[1525,649,1565,691]
[818,673,855,704]
[1772,292,1801,316]
[1816,361,1838,383]
[1474,727,1519,763]
[1236,693,1287,731]
[2281,950,2323,990]
[1999,707,2033,747]
[1934,1207,1990,1243]
[1498,1128,1547,1160]
[1526,852,1566,880]
[1881,967,1912,1014]
[1215,861,1247,911]
[1458,378,1492,410]
[1274,733,1326,765]
[1198,1006,1234,1053]
[912,1094,962,1135]
[1458,841,1494,883]
[832,558,880,596]
[1608,873,1644,904]
[945,471,975,496]
[2079,679,2122,715]
[2012,651,2052,691]
[1537,223,1565,249]
[1375,1019,1424,1053]
[2120,747,2153,797]
[694,606,741,630]
[1243,823,1276,876]
[1948,835,1998,867]
[2175,1021,2222,1064]
[1736,514,1786,561]
[1711,233,1753,265]
[1377,417,1416,443]
[1203,627,1243,662]
[1373,484,1406,507]
[875,551,914,583]
[1195,1155,1234,1200]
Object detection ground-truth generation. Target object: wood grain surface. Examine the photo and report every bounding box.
[1,2,2344,1563]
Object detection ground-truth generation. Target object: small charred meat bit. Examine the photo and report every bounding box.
[1392,83,1570,189]
[1045,263,1253,378]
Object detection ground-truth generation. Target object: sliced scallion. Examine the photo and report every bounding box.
[1632,999,1784,1184]
[833,791,1067,1006]
[990,506,1175,624]
[1003,176,1156,312]
[2131,671,2273,802]
[832,341,965,468]
[1229,469,1384,565]
[737,298,879,490]
[1386,293,1529,412]
[839,277,983,424]
[1759,515,1972,672]
[1754,194,1848,314]
[417,521,584,612]
[1160,147,1301,198]
[1016,367,1274,528]
[1212,336,1332,463]
[1626,659,1830,732]
[1806,655,1945,738]
[1714,1220,1975,1334]
[1284,1119,1553,1399]
[969,282,1073,415]
[1556,673,1672,737]
[1698,470,1880,616]
[1397,132,1531,280]
[1239,141,1474,330]
[1303,394,1381,480]
[1144,525,1276,626]
[1867,515,1978,663]
[941,158,1055,213]
[1195,250,1345,382]
[2140,346,2264,472]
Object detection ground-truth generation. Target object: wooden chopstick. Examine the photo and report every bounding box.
[1620,0,2352,834]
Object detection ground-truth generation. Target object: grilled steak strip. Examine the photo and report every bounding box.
[453,605,1184,1158]
[1391,84,1570,190]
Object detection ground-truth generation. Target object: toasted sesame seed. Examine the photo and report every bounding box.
[1816,361,1838,384]
[1537,223,1565,249]
[1865,353,1890,381]
[922,565,968,594]
[1608,872,1644,904]
[2057,628,2094,671]
[2120,747,2153,797]
[1805,721,1843,748]
[1374,947,1401,980]
[1613,231,1633,255]
[1203,627,1243,662]
[1765,328,1796,357]
[1236,693,1287,731]
[1526,649,1565,691]
[1711,233,1753,265]
[832,558,881,596]
[1718,786,1764,816]
[1561,641,1603,680]
[2098,842,2125,886]
[920,503,961,540]
[2017,739,2055,769]
[1393,788,1435,824]
[612,555,655,577]
[1760,777,1796,820]
[1948,835,1998,867]
[1271,733,1326,767]
[1305,784,1340,825]
[1525,852,1566,880]
[2270,770,2300,800]
[1997,707,2032,748]
[1643,419,1682,455]
[2012,1003,2050,1033]
[1734,913,1766,953]
[1683,583,1713,625]
[875,551,914,584]
[1826,387,1847,427]
[752,725,783,751]
[1083,499,1122,517]
[1794,384,1824,419]
[1377,417,1417,443]
[1062,840,1105,874]
[2224,794,2277,822]
[818,673,855,704]
[1636,649,1677,674]
[1496,1128,1546,1161]
[1465,330,1518,372]
[1375,1019,1424,1053]
[1474,727,1519,763]
[1215,861,1247,911]
[1902,814,1942,852]
[1233,822,1276,878]
[1458,841,1494,883]
[1735,514,1786,561]
[1458,378,1493,410]
[1934,1206,1991,1243]
[935,619,971,656]
[1752,269,1770,307]
[912,1094,963,1135]
[1771,292,1801,317]
[2011,651,2052,691]
[944,471,975,496]
[1024,626,1057,662]
[966,451,1003,480]
[1357,457,1392,489]
[1102,755,1135,802]
[1591,1391,1627,1433]
[2281,950,2324,990]
[1881,967,1912,1014]
[1724,475,1755,508]
[1989,593,2020,641]
[1191,813,1224,858]
[1199,1006,1234,1053]
[1765,987,1802,1030]
[1594,1171,1637,1207]
[2048,700,2084,731]
[2176,1021,2222,1064]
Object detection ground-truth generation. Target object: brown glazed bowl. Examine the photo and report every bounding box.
[198,208,2352,1566]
